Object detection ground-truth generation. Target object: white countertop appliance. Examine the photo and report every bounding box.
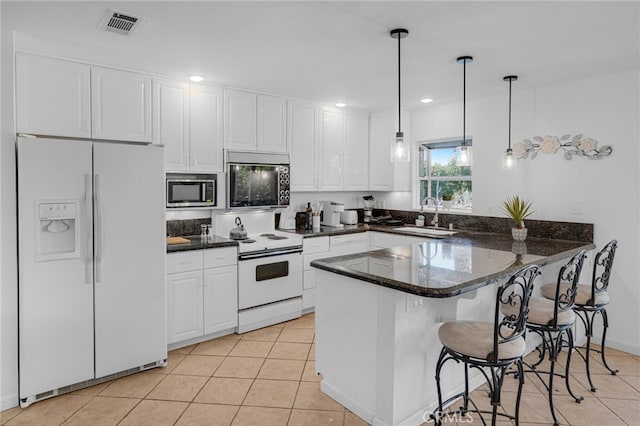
[226,150,290,209]
[321,201,344,228]
[215,211,303,333]
[340,210,358,225]
[17,136,166,407]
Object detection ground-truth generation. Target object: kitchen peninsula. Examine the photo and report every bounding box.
[310,232,594,426]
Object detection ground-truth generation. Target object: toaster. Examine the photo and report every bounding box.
[340,210,358,225]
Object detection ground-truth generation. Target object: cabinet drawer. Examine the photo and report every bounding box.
[167,251,203,274]
[303,236,330,254]
[204,247,238,268]
[330,232,368,247]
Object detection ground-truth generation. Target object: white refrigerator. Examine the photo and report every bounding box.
[17,137,166,406]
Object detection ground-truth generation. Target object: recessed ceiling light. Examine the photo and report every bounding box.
[420,98,435,104]
[335,102,347,108]
[187,74,204,82]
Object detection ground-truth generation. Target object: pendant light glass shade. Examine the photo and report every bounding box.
[502,75,518,170]
[390,28,410,162]
[457,56,473,167]
[502,148,515,170]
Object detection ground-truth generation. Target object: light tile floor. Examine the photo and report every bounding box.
[1,313,639,425]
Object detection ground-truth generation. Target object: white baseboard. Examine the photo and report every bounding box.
[320,372,486,426]
[598,336,640,356]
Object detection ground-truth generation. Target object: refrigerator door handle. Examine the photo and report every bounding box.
[84,173,92,284]
[94,173,103,283]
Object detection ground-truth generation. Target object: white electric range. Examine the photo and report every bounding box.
[215,212,303,333]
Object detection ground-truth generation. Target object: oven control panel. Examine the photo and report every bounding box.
[278,166,290,206]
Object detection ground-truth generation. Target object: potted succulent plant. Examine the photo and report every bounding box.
[501,195,534,241]
[442,192,453,210]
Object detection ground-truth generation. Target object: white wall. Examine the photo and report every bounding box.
[410,69,640,354]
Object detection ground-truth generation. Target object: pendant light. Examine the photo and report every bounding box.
[457,56,473,166]
[502,75,518,170]
[390,28,410,162]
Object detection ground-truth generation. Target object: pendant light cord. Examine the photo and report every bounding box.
[508,78,512,150]
[397,33,401,134]
[462,59,466,147]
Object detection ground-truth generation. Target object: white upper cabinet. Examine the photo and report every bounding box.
[224,89,257,150]
[153,78,190,170]
[190,84,223,172]
[257,95,287,153]
[344,110,369,190]
[91,66,152,142]
[288,100,317,191]
[317,107,344,190]
[369,110,394,191]
[224,89,287,153]
[16,53,91,138]
[154,79,223,173]
[316,107,369,191]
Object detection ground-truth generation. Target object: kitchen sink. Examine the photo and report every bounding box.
[395,227,458,237]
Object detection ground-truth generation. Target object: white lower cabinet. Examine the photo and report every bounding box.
[302,237,330,312]
[167,247,237,347]
[302,232,370,311]
[203,265,238,334]
[167,270,204,343]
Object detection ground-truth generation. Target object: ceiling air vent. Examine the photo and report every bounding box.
[100,9,143,37]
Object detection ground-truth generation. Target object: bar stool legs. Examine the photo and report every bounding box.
[574,306,618,392]
[434,347,525,426]
[526,327,583,426]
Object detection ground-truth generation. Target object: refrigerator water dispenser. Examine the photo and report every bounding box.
[35,200,80,261]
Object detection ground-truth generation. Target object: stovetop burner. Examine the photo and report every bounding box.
[259,233,288,240]
[240,239,256,243]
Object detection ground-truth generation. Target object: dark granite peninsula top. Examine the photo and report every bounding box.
[310,232,595,298]
[167,235,239,253]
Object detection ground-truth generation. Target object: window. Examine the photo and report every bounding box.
[417,139,472,210]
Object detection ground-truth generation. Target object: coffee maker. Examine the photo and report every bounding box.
[363,195,375,223]
[321,201,344,228]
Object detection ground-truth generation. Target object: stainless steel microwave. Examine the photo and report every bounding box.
[166,173,217,208]
[226,151,290,208]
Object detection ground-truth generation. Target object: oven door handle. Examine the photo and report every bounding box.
[238,247,303,260]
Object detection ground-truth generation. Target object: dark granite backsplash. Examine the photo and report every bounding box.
[286,208,592,242]
[166,219,211,237]
[381,209,593,242]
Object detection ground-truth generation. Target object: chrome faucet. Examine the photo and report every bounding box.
[421,196,439,228]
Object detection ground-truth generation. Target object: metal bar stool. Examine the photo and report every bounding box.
[540,240,618,392]
[434,265,539,426]
[515,250,587,426]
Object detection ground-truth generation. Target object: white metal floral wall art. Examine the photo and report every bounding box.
[512,134,613,160]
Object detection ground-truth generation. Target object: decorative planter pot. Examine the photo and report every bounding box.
[442,200,452,210]
[512,227,528,241]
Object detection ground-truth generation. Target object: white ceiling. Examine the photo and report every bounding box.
[3,1,639,110]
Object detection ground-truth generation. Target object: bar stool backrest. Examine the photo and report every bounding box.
[551,250,587,326]
[589,240,618,306]
[492,264,539,362]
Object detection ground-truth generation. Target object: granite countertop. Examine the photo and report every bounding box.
[280,224,369,238]
[310,231,595,298]
[166,235,239,253]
